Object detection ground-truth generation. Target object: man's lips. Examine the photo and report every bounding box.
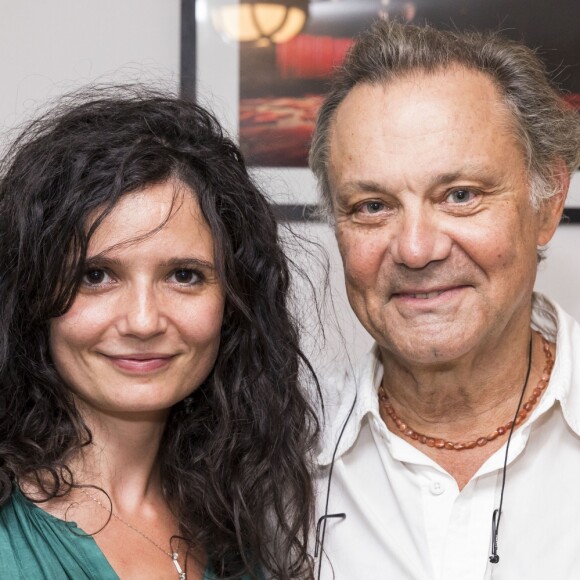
[391,285,468,300]
[396,289,446,299]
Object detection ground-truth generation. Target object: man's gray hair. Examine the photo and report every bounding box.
[309,19,580,214]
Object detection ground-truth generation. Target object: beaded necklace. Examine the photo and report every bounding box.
[378,332,553,451]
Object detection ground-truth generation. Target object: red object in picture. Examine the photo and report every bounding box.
[237,0,580,168]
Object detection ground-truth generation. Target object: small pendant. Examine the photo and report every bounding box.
[172,552,186,579]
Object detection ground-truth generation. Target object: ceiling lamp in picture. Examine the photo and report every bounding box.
[211,0,309,46]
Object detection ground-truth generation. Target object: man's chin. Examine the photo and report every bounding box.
[373,322,481,368]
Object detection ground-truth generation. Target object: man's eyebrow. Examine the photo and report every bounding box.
[430,169,501,188]
[84,255,216,270]
[335,180,391,199]
[335,168,501,199]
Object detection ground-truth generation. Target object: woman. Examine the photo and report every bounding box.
[0,88,319,579]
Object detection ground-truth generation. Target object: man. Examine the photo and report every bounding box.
[309,19,580,580]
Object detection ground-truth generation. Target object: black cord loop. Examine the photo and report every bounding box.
[489,333,534,564]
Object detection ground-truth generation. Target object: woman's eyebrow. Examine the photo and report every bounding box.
[162,257,216,270]
[84,256,216,270]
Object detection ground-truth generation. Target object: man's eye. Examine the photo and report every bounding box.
[171,269,202,285]
[447,189,475,204]
[82,269,110,286]
[359,201,386,214]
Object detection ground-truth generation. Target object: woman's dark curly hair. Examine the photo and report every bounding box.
[0,86,319,579]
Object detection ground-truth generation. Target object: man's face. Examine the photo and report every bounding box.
[328,67,563,366]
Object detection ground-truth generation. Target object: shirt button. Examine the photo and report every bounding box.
[430,481,445,495]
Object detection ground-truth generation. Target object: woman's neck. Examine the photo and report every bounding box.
[71,404,168,509]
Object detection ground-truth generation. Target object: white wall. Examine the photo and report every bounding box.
[0,0,180,142]
[0,1,578,372]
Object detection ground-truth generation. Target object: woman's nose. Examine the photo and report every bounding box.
[116,283,167,338]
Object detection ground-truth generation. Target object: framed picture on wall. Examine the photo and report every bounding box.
[182,0,580,222]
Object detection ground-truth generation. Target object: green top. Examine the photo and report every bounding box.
[0,489,256,579]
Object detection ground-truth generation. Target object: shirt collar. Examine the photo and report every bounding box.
[317,293,580,467]
[542,296,580,435]
[317,345,382,466]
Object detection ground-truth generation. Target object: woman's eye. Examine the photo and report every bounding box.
[171,269,202,285]
[82,269,110,286]
[447,188,475,204]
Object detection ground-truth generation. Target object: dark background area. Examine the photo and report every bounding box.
[240,0,579,98]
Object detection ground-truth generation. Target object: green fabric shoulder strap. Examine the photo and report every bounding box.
[0,488,119,579]
[0,488,259,579]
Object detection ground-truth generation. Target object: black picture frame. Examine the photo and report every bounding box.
[180,0,579,223]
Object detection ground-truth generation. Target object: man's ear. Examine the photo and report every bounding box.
[537,160,570,246]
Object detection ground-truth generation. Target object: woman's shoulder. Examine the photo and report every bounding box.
[0,492,21,574]
[0,488,119,580]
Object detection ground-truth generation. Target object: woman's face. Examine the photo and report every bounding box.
[49,181,225,419]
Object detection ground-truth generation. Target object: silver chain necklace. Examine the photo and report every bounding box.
[80,488,186,579]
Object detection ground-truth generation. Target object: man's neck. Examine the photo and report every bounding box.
[378,327,553,488]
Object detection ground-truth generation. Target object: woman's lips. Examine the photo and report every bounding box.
[106,355,174,373]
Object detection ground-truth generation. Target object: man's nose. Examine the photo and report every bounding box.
[390,207,452,268]
[117,283,167,339]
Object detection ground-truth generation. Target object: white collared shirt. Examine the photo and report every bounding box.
[315,295,580,580]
